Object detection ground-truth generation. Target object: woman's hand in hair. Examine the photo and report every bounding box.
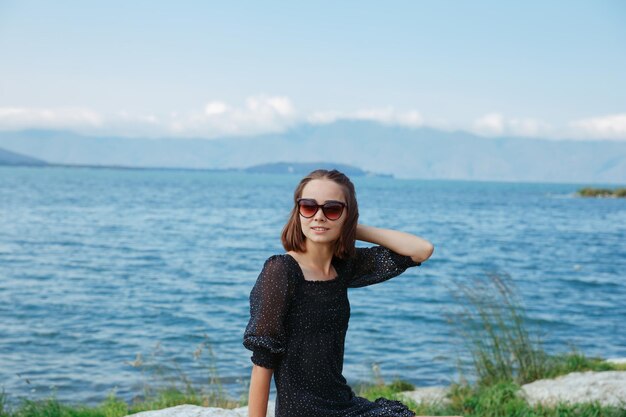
[355,223,434,264]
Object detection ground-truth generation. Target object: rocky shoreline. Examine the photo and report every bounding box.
[400,358,626,409]
[123,358,626,417]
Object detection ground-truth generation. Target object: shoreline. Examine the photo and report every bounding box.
[2,357,625,417]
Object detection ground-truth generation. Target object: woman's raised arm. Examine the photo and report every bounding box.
[342,224,433,288]
[356,223,434,264]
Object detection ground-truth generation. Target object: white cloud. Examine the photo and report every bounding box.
[568,113,626,140]
[176,94,297,136]
[204,101,229,116]
[473,113,505,135]
[308,107,423,128]
[471,112,553,138]
[307,111,342,124]
[395,110,423,127]
[470,111,626,141]
[246,96,293,116]
[0,96,298,138]
[1,102,625,142]
[0,107,103,130]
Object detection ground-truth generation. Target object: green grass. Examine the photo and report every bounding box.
[2,272,625,417]
[349,354,625,417]
[441,271,626,387]
[577,187,626,198]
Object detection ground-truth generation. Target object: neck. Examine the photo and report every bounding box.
[302,240,335,273]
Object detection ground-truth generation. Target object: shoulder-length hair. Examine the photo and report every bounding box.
[281,169,359,259]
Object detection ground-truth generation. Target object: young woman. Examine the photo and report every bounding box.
[243,169,434,417]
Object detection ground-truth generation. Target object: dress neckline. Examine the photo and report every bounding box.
[283,253,341,284]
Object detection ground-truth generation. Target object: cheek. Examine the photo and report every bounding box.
[333,220,346,233]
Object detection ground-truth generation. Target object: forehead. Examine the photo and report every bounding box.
[301,179,344,202]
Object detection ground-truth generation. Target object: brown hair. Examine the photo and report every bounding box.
[281,169,359,259]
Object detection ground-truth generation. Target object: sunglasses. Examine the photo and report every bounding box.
[297,198,347,220]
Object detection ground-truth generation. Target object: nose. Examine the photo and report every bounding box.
[313,206,327,221]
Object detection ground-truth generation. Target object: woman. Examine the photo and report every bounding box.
[243,169,434,417]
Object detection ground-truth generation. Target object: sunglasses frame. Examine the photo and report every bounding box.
[296,198,347,220]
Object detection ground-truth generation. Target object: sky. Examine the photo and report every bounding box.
[0,0,625,140]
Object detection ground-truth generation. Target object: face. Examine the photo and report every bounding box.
[298,179,348,245]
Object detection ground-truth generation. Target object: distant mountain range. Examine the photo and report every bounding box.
[0,146,48,166]
[0,148,386,177]
[1,120,625,183]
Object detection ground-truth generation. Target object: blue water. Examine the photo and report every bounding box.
[1,166,625,408]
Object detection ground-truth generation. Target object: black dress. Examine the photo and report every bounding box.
[243,245,422,417]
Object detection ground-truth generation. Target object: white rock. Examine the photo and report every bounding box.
[124,402,275,417]
[399,370,626,409]
[518,371,626,408]
[397,386,452,406]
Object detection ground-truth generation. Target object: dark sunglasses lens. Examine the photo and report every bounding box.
[322,203,343,220]
[298,201,318,217]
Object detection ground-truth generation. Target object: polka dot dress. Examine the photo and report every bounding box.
[243,245,422,417]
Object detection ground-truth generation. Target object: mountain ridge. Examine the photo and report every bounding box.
[0,121,624,183]
[0,146,48,166]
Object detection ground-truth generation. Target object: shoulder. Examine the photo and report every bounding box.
[258,254,297,280]
[259,253,286,262]
[260,254,288,270]
[264,253,292,267]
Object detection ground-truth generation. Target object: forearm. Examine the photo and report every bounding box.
[248,364,273,417]
[356,223,434,261]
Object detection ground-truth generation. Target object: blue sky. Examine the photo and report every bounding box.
[0,0,625,140]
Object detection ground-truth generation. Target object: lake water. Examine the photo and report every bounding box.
[0,166,625,407]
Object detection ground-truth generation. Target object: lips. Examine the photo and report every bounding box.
[311,227,329,231]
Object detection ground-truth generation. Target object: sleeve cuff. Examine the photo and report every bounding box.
[393,252,422,269]
[251,349,280,369]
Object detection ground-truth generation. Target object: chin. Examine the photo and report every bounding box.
[309,234,338,242]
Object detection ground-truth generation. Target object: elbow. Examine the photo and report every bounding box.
[426,242,434,259]
[413,242,434,263]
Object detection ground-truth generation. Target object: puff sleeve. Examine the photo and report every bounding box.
[345,245,421,288]
[242,254,295,369]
